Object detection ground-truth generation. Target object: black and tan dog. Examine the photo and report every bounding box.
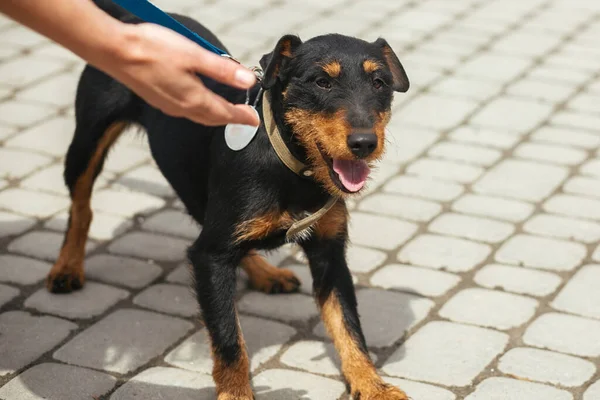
[48,2,410,399]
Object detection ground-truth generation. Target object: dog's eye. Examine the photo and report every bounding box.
[372,78,384,89]
[316,78,332,89]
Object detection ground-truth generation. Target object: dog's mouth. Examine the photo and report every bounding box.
[317,144,370,193]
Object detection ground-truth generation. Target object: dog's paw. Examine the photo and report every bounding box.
[46,262,85,293]
[254,268,301,294]
[355,384,409,400]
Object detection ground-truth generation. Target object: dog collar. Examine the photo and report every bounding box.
[261,92,339,240]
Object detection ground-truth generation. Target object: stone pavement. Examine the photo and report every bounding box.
[1,0,600,398]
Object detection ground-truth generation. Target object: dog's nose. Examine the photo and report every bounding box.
[347,133,377,158]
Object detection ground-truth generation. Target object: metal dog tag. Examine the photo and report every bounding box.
[224,107,260,151]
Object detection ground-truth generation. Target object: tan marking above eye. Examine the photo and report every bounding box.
[363,59,383,74]
[322,61,342,78]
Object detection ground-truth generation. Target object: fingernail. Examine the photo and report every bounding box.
[235,69,256,87]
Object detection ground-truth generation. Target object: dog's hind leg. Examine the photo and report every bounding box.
[240,250,300,294]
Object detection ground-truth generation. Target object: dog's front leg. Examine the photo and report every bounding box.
[189,238,253,400]
[302,237,408,400]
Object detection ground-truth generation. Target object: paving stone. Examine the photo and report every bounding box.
[507,79,575,103]
[85,254,162,289]
[0,311,77,376]
[280,340,348,376]
[133,283,198,317]
[449,126,520,149]
[16,73,79,108]
[0,101,56,127]
[8,230,96,261]
[45,211,132,241]
[552,111,600,132]
[439,288,538,330]
[0,363,117,400]
[92,189,165,217]
[383,377,456,400]
[392,94,475,130]
[108,232,188,262]
[103,144,149,174]
[0,188,68,218]
[110,367,215,400]
[384,175,464,202]
[0,55,64,88]
[496,234,586,272]
[524,214,600,243]
[407,158,483,184]
[428,213,514,243]
[471,97,552,133]
[283,264,312,295]
[432,76,500,101]
[452,194,533,222]
[5,117,74,157]
[25,282,129,319]
[398,234,491,272]
[345,244,387,274]
[314,289,434,347]
[371,264,460,297]
[524,312,600,357]
[0,283,19,308]
[0,211,36,237]
[474,159,568,202]
[20,165,69,197]
[498,347,596,387]
[532,126,600,149]
[252,369,346,400]
[464,377,573,400]
[0,148,52,180]
[582,159,600,179]
[515,142,587,165]
[552,265,600,319]
[166,263,192,285]
[359,193,441,222]
[585,381,600,400]
[0,255,50,286]
[348,212,417,250]
[474,264,562,297]
[54,309,193,374]
[544,194,600,221]
[459,54,531,83]
[428,142,502,166]
[384,126,439,164]
[238,292,318,323]
[114,165,175,197]
[141,209,201,239]
[563,176,600,199]
[383,321,508,386]
[166,316,296,373]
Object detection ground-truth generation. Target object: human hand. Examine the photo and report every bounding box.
[99,23,259,126]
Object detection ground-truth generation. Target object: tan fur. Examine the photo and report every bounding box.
[212,321,253,400]
[363,59,383,74]
[322,61,342,78]
[321,293,409,399]
[47,121,126,292]
[234,209,294,242]
[314,200,348,239]
[241,251,300,293]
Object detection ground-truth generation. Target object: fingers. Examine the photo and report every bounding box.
[189,48,257,90]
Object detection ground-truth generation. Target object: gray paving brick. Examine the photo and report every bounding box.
[564,176,600,199]
[498,347,596,387]
[507,79,575,103]
[54,309,193,374]
[166,316,296,373]
[314,288,434,347]
[0,363,117,400]
[459,54,531,83]
[587,161,600,178]
[86,254,162,289]
[0,255,50,286]
[103,144,149,174]
[8,231,97,262]
[346,244,387,274]
[0,211,36,237]
[133,283,197,317]
[439,288,538,330]
[5,117,74,157]
[20,165,70,197]
[398,234,491,272]
[384,127,439,165]
[392,94,476,130]
[0,101,56,128]
[114,165,175,198]
[25,282,129,319]
[0,311,77,376]
[110,367,215,400]
[544,194,600,221]
[515,142,587,166]
[166,263,192,285]
[238,292,318,323]
[0,55,64,88]
[449,126,520,149]
[432,76,500,101]
[348,212,417,250]
[452,194,533,222]
[407,158,484,184]
[15,73,79,108]
[108,232,188,262]
[495,234,586,272]
[532,126,600,149]
[0,188,68,218]
[383,377,455,400]
[552,265,600,319]
[370,264,460,297]
[552,111,600,132]
[428,213,514,243]
[0,148,51,179]
[474,264,562,297]
[46,211,132,241]
[359,193,441,222]
[141,209,201,239]
[0,283,19,308]
[474,159,568,202]
[524,312,600,357]
[252,369,345,400]
[465,377,573,400]
[428,142,502,166]
[92,189,165,217]
[585,381,600,400]
[524,214,600,243]
[383,321,508,386]
[384,175,464,202]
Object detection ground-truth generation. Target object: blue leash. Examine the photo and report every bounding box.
[111,0,229,57]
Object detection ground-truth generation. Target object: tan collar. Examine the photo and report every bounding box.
[262,91,339,240]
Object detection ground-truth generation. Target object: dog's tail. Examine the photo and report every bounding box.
[93,0,130,21]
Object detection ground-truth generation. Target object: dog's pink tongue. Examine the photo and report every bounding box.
[333,159,370,192]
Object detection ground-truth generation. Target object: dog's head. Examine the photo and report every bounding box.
[260,34,409,197]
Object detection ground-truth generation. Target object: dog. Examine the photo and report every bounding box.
[47,1,410,398]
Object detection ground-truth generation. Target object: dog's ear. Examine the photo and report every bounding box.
[260,35,302,89]
[374,38,409,92]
